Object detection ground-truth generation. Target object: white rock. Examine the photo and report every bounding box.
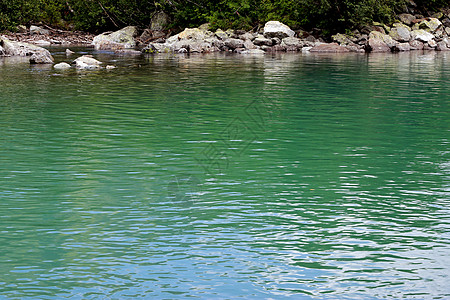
[54,62,71,69]
[73,55,102,69]
[411,29,435,42]
[92,26,137,50]
[106,65,116,69]
[30,25,50,35]
[263,21,295,39]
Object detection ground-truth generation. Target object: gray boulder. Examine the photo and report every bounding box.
[394,42,411,51]
[224,38,244,49]
[30,25,50,35]
[150,11,170,31]
[225,29,237,38]
[177,27,213,40]
[239,32,254,41]
[427,39,437,48]
[418,18,442,32]
[142,43,171,53]
[368,31,397,52]
[253,35,273,46]
[92,26,137,50]
[17,25,27,33]
[310,43,350,52]
[411,29,435,42]
[30,52,54,64]
[345,43,365,52]
[144,26,220,53]
[409,40,424,50]
[72,55,102,69]
[389,23,411,42]
[436,40,450,51]
[398,13,416,26]
[270,37,280,46]
[243,39,257,49]
[281,37,303,47]
[263,21,295,39]
[332,33,353,45]
[215,29,228,40]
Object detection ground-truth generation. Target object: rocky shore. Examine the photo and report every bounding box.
[1,8,449,68]
[137,12,450,54]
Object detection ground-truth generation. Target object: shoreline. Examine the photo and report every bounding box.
[1,14,449,68]
[1,27,94,46]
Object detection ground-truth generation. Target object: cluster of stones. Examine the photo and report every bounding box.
[358,13,450,52]
[1,36,114,70]
[2,11,449,65]
[53,54,116,70]
[95,15,448,55]
[0,36,54,63]
[3,25,95,46]
[139,21,358,54]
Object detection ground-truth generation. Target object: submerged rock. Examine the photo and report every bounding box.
[92,26,137,50]
[54,62,71,69]
[30,52,54,64]
[114,49,142,55]
[241,49,265,54]
[73,55,102,69]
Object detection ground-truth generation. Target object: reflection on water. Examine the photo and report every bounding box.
[0,50,449,299]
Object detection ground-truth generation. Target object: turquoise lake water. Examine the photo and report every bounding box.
[0,49,449,299]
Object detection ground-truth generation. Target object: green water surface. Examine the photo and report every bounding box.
[0,50,449,299]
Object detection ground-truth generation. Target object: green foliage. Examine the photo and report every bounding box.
[0,0,448,35]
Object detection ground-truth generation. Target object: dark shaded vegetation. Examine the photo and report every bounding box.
[0,0,448,34]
